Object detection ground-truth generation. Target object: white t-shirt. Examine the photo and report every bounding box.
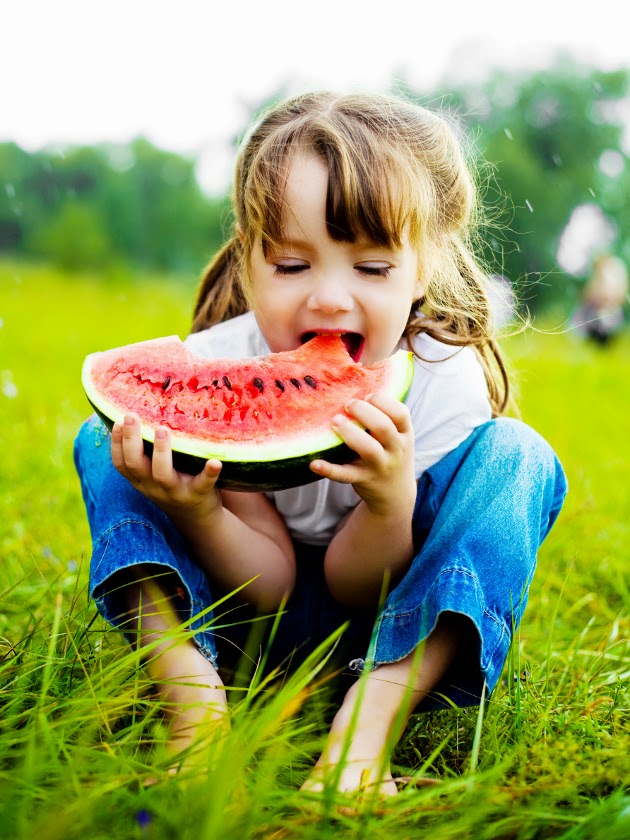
[185,311,491,545]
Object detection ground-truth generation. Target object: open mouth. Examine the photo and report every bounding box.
[301,331,365,361]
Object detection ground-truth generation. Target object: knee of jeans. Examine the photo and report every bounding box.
[74,415,110,462]
[480,418,568,525]
[479,418,555,470]
[73,415,113,503]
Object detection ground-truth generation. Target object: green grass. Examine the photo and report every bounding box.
[1,260,629,839]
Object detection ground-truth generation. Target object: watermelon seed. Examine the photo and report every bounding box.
[290,378,301,389]
[275,379,285,392]
[222,376,232,390]
[304,376,317,388]
[161,376,171,391]
[253,377,264,392]
[213,379,219,387]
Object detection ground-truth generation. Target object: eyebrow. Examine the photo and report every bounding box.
[273,235,400,255]
[274,237,314,252]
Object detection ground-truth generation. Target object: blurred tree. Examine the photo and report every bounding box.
[399,60,630,312]
[104,138,227,272]
[27,199,112,271]
[0,142,43,251]
[478,63,628,311]
[2,61,628,314]
[0,137,230,276]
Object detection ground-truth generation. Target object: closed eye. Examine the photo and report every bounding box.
[356,264,392,277]
[274,262,391,277]
[274,263,308,275]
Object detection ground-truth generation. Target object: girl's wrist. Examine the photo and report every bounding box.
[162,494,223,534]
[360,481,417,521]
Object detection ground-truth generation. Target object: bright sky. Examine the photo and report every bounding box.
[3,0,628,193]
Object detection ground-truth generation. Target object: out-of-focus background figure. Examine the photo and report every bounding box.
[486,274,517,330]
[572,253,629,346]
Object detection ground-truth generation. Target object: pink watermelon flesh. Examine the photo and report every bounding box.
[82,334,413,491]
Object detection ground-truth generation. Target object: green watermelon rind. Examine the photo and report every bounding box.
[82,347,414,492]
[88,401,361,492]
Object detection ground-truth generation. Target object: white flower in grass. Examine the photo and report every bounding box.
[1,370,18,399]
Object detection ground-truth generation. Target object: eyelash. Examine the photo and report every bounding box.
[273,265,392,277]
[274,264,306,275]
[359,265,391,277]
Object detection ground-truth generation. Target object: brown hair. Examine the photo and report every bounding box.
[192,91,510,414]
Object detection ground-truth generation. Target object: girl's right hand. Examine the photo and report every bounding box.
[111,413,223,523]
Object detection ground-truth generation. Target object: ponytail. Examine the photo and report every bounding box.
[191,237,249,334]
[406,234,511,416]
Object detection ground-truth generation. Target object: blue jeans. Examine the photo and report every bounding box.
[73,415,567,709]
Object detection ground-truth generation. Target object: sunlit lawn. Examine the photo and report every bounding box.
[0,260,628,839]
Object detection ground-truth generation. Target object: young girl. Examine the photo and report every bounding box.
[74,91,567,795]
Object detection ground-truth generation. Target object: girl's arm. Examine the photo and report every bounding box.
[311,394,418,608]
[220,490,297,607]
[111,414,296,610]
[324,497,415,608]
[168,489,296,612]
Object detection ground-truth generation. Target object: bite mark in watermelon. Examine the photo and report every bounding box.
[82,334,414,491]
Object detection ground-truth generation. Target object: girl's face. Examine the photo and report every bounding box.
[248,154,422,365]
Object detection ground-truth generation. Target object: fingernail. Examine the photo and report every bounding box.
[124,415,134,425]
[331,414,345,427]
[155,428,167,440]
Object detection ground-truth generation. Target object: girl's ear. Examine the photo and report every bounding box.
[414,277,424,299]
[236,224,245,245]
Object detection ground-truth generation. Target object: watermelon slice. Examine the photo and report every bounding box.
[82,334,414,491]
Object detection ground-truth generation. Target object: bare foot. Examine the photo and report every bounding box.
[301,616,466,797]
[122,568,230,783]
[301,677,399,797]
[145,645,230,784]
[163,672,229,764]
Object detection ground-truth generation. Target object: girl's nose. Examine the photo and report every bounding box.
[306,277,354,314]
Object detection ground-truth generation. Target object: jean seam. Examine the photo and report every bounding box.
[91,522,208,608]
[370,608,507,667]
[93,518,167,545]
[91,522,197,608]
[73,443,97,511]
[380,566,479,620]
[91,540,218,665]
[374,566,510,671]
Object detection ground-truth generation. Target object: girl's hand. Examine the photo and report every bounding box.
[111,413,223,523]
[310,393,417,517]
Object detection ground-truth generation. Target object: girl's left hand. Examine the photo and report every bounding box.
[310,393,417,517]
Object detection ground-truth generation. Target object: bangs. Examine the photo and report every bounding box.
[243,117,424,256]
[322,147,415,248]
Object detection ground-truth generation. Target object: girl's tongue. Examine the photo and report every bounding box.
[301,332,364,361]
